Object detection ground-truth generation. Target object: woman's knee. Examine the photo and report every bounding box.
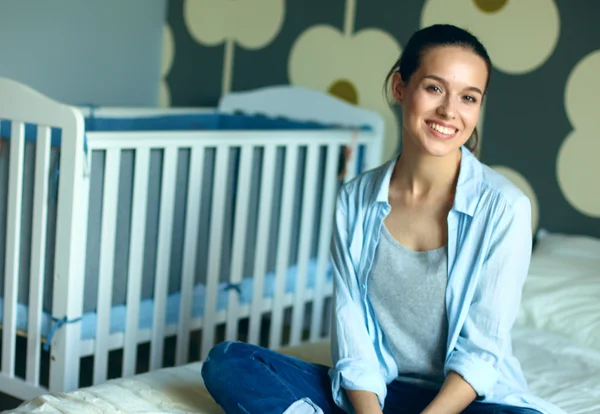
[206,341,257,363]
[201,341,255,385]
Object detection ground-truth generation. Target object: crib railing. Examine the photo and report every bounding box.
[0,77,88,399]
[79,129,377,386]
[0,76,384,400]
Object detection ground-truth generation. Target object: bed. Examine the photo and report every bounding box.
[6,326,600,414]
[6,224,600,413]
[0,77,384,401]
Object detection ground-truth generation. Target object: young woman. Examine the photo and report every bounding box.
[201,24,564,414]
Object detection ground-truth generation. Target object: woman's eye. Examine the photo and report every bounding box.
[464,95,477,103]
[427,85,441,93]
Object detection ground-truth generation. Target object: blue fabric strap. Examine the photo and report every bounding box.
[223,282,242,295]
[43,315,82,352]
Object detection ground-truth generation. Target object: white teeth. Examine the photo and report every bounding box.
[428,122,456,135]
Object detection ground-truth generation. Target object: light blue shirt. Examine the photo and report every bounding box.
[328,146,565,414]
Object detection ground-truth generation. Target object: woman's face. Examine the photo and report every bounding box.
[393,45,488,158]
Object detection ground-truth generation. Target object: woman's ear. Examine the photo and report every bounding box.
[391,72,406,105]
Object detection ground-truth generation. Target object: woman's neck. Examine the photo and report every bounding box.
[391,142,461,199]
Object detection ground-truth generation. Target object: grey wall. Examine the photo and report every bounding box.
[0,0,167,106]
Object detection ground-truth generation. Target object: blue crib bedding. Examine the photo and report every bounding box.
[0,257,332,344]
[85,112,351,132]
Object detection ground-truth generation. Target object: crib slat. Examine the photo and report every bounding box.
[201,146,230,360]
[150,146,179,371]
[175,145,205,366]
[310,144,339,341]
[26,126,52,385]
[224,144,254,342]
[268,145,299,349]
[343,131,359,182]
[290,144,320,346]
[123,147,150,377]
[248,145,277,346]
[93,149,121,384]
[2,121,25,377]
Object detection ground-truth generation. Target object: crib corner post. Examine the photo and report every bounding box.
[47,107,90,393]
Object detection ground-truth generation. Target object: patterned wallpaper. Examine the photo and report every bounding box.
[161,0,600,239]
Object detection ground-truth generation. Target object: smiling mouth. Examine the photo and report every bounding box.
[426,121,458,137]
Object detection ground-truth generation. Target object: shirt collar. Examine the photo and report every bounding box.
[372,146,482,217]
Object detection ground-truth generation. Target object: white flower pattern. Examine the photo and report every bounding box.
[288,0,402,162]
[183,0,285,95]
[183,0,284,49]
[557,50,600,217]
[421,0,560,74]
[159,24,175,107]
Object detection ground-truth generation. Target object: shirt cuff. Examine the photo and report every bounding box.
[445,350,499,397]
[329,358,387,411]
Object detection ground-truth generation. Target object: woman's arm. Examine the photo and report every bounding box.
[329,186,393,412]
[347,390,384,414]
[426,195,533,412]
[421,371,476,414]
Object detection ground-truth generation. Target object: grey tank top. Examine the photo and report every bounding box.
[367,224,449,386]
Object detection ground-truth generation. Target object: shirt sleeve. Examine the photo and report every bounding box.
[445,194,533,397]
[329,186,389,411]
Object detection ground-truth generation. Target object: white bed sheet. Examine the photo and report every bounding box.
[6,326,600,413]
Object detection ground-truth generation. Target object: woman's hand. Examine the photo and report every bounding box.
[421,371,477,414]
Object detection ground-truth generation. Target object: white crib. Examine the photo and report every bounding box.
[0,78,384,401]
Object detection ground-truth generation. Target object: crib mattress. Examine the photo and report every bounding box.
[6,326,600,413]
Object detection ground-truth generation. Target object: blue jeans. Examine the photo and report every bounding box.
[201,341,541,414]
